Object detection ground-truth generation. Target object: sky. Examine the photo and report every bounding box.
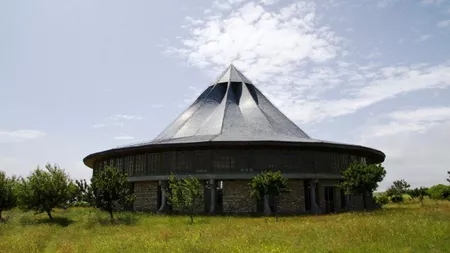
[1,0,449,190]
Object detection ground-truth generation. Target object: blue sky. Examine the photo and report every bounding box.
[1,0,449,189]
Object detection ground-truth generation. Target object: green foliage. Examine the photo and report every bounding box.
[0,171,18,220]
[91,166,135,220]
[407,187,429,206]
[428,184,450,204]
[390,195,403,203]
[17,164,75,219]
[72,179,92,204]
[167,174,203,224]
[339,162,386,209]
[386,180,411,200]
[249,170,288,218]
[374,194,389,206]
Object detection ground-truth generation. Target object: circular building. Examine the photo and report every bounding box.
[83,64,385,214]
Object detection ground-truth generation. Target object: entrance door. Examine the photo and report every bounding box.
[324,187,335,213]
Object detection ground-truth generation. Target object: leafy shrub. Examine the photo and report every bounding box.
[390,195,403,203]
[428,184,450,201]
[374,194,389,206]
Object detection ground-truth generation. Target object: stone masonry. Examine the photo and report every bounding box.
[222,180,255,213]
[134,181,158,212]
[278,179,305,213]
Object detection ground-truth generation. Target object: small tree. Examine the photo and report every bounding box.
[407,187,429,206]
[91,166,135,220]
[249,170,288,221]
[428,184,450,207]
[17,164,75,219]
[374,194,389,207]
[447,171,450,184]
[339,162,386,210]
[167,174,202,224]
[0,171,18,221]
[386,179,410,203]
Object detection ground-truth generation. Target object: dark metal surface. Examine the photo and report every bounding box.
[129,64,318,146]
[83,64,386,169]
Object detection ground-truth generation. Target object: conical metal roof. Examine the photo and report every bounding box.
[83,64,386,168]
[150,64,313,144]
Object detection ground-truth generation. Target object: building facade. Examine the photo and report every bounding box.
[83,65,385,215]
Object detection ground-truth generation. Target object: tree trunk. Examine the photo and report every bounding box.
[274,197,278,223]
[190,201,194,224]
[47,210,53,220]
[108,201,114,220]
[109,209,114,220]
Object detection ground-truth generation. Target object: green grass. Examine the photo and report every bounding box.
[1,200,449,253]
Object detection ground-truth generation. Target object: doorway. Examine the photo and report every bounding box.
[324,187,335,213]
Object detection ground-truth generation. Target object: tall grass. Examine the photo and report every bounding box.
[0,200,449,253]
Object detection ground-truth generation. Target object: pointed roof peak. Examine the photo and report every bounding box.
[215,63,253,84]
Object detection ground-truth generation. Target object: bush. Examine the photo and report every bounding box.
[428,184,450,202]
[374,194,389,206]
[390,195,403,203]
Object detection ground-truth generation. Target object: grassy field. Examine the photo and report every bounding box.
[1,201,449,253]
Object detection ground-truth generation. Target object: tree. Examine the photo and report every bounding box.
[91,166,135,220]
[72,179,92,205]
[447,171,450,184]
[386,179,411,203]
[407,187,429,206]
[0,171,18,221]
[167,174,203,224]
[428,184,450,207]
[249,170,288,221]
[17,164,75,220]
[339,162,386,210]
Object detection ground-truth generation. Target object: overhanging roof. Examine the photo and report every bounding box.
[83,64,386,167]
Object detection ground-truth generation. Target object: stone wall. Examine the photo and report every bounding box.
[278,179,305,213]
[222,180,255,213]
[134,181,158,212]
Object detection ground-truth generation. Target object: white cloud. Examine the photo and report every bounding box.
[113,136,135,140]
[364,107,450,137]
[273,63,450,124]
[151,104,164,108]
[168,0,450,127]
[169,1,340,81]
[365,49,382,59]
[109,114,143,121]
[417,34,432,42]
[421,0,443,4]
[0,129,46,143]
[377,0,398,8]
[92,124,105,129]
[360,121,450,189]
[437,19,450,28]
